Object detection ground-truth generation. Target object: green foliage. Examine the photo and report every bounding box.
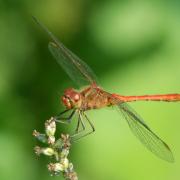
[0,0,180,180]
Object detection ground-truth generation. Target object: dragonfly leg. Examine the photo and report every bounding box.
[56,109,70,117]
[71,112,95,141]
[83,112,95,136]
[75,117,80,132]
[71,111,86,138]
[75,113,85,133]
[54,109,76,124]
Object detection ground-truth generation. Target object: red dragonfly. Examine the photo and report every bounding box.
[34,17,180,162]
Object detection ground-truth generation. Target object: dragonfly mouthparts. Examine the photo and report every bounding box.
[62,88,81,109]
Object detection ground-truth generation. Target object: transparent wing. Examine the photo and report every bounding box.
[33,17,98,87]
[117,102,174,162]
[48,42,98,87]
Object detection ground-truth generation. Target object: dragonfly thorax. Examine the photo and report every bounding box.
[61,88,82,109]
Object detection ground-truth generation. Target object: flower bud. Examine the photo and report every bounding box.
[68,162,74,171]
[33,130,47,143]
[48,158,69,173]
[48,163,64,172]
[42,147,55,156]
[34,146,55,156]
[61,158,69,170]
[60,149,69,158]
[45,117,56,136]
[48,136,55,145]
[34,146,42,156]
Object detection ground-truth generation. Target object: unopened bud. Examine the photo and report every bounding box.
[68,162,74,171]
[61,134,71,149]
[60,149,69,158]
[48,136,55,144]
[48,163,64,172]
[48,158,69,173]
[34,146,42,156]
[33,130,47,143]
[60,158,69,170]
[42,147,55,156]
[64,172,78,180]
[32,130,39,137]
[45,117,56,136]
[61,134,70,142]
[34,146,55,156]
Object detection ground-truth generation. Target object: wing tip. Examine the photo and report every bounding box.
[161,141,175,163]
[163,151,175,163]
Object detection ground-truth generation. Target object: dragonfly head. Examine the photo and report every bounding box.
[62,88,81,109]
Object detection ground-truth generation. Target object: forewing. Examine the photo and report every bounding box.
[33,17,98,87]
[117,102,174,162]
[48,42,98,87]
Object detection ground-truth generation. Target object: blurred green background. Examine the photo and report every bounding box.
[0,0,180,179]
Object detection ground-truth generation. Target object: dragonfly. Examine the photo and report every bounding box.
[33,17,180,163]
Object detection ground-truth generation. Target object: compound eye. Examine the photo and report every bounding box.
[74,94,80,102]
[61,96,72,109]
[61,96,66,103]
